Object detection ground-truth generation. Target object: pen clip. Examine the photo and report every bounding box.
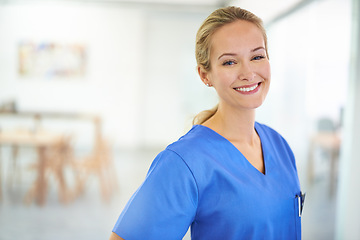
[296,191,306,217]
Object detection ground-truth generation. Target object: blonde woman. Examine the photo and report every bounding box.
[110,6,304,240]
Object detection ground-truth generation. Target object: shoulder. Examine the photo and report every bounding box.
[256,122,296,161]
[166,125,216,154]
[158,125,227,174]
[256,121,294,154]
[146,126,212,179]
[255,122,289,143]
[255,121,281,135]
[144,125,214,177]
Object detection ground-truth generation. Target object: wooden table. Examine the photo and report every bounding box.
[0,111,114,204]
[0,129,69,205]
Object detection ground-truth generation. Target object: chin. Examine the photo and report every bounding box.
[247,101,266,110]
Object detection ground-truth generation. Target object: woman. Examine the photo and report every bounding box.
[110,6,303,240]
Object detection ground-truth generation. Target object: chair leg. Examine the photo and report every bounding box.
[0,146,3,202]
[7,145,19,189]
[24,146,48,206]
[329,149,339,197]
[307,143,315,185]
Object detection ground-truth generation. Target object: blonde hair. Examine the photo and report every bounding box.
[193,6,268,125]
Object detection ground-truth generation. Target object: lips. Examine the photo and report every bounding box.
[234,83,260,93]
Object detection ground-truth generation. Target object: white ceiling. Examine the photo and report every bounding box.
[229,0,304,23]
[99,0,305,23]
[98,0,305,23]
[0,0,306,24]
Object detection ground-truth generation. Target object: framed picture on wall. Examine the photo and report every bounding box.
[18,41,87,79]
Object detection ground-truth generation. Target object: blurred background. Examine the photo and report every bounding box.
[0,0,359,239]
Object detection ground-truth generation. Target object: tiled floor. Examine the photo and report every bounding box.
[0,148,336,240]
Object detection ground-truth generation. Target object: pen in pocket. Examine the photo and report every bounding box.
[296,191,306,217]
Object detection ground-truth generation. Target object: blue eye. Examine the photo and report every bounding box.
[222,60,236,66]
[252,55,265,61]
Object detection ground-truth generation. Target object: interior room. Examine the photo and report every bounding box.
[0,0,359,239]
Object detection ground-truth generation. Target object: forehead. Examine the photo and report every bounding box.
[210,20,265,55]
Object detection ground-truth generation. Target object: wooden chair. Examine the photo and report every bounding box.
[307,118,341,196]
[72,117,118,202]
[24,133,74,205]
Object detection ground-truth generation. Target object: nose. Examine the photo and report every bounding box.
[238,62,255,81]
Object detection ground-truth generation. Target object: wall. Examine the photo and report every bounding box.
[0,0,351,155]
[336,0,360,238]
[0,2,215,149]
[140,9,217,147]
[257,0,351,181]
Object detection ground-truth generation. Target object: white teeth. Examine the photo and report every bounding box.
[235,84,258,92]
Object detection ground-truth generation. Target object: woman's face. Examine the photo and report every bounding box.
[200,20,270,112]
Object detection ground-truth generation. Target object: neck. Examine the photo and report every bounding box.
[203,103,257,145]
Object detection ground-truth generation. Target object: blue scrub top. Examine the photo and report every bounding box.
[113,122,302,240]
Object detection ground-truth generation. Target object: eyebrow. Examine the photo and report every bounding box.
[252,46,266,52]
[217,46,266,60]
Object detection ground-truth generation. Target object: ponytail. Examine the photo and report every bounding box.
[192,104,218,125]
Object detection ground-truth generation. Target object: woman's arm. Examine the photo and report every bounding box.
[109,232,125,240]
[110,150,197,239]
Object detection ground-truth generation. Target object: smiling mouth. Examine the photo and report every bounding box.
[234,83,259,92]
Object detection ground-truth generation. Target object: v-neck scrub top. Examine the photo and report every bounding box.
[113,122,302,240]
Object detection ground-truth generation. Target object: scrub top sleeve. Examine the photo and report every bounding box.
[112,149,198,240]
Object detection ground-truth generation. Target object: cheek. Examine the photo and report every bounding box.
[266,64,271,80]
[209,69,233,87]
[263,65,271,95]
[258,62,271,81]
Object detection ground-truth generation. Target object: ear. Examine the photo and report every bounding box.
[197,66,211,86]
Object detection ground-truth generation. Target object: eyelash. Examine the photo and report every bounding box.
[222,60,236,66]
[252,55,265,61]
[222,55,266,66]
